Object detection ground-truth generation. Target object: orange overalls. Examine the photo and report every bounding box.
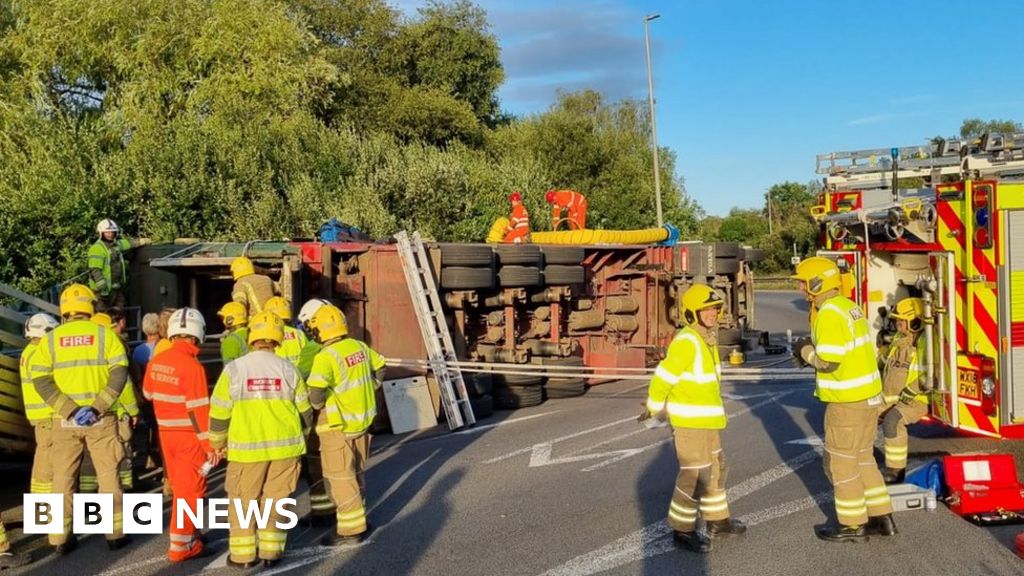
[503,203,532,243]
[142,340,211,563]
[550,190,587,230]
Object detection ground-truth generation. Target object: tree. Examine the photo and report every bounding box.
[960,118,1022,139]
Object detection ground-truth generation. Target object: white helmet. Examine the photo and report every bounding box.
[96,219,120,235]
[168,307,206,343]
[297,298,331,324]
[24,313,59,339]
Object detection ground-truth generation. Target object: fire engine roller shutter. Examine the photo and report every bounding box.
[1006,211,1024,419]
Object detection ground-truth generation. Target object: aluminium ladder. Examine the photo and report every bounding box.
[395,230,475,430]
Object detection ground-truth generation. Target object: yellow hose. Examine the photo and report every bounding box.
[530,227,668,245]
[486,217,509,243]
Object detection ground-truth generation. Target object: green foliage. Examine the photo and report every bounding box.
[0,1,701,296]
[959,118,1022,139]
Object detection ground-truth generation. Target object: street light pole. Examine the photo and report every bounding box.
[643,13,663,228]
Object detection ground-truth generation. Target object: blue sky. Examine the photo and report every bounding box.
[397,0,1024,216]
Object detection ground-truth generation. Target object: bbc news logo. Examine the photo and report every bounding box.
[23,494,299,534]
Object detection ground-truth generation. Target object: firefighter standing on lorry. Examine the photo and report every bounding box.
[143,307,218,563]
[791,257,895,542]
[546,189,587,230]
[645,284,746,554]
[306,304,386,546]
[209,311,312,569]
[87,219,149,311]
[230,256,277,320]
[502,191,532,243]
[880,297,930,484]
[218,302,250,364]
[30,284,131,554]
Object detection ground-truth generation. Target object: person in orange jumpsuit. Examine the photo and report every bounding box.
[546,189,587,230]
[142,307,219,563]
[502,191,532,243]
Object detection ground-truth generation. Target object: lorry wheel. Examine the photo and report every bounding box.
[543,265,585,286]
[439,244,494,267]
[495,245,543,266]
[498,266,541,287]
[441,266,494,289]
[494,385,544,409]
[540,246,585,265]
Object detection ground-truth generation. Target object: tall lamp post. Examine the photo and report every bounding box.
[643,13,663,227]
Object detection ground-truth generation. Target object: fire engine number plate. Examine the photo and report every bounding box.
[958,370,979,398]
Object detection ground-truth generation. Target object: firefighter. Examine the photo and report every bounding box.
[30,284,131,554]
[0,519,31,568]
[264,296,315,377]
[306,304,386,546]
[218,302,250,364]
[791,257,895,542]
[20,313,60,497]
[143,307,217,563]
[296,298,333,525]
[546,189,587,230]
[89,311,140,490]
[87,219,149,311]
[880,297,930,484]
[230,256,277,319]
[645,284,746,553]
[209,311,313,569]
[502,191,532,243]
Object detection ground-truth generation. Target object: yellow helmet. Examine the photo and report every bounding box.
[891,297,925,331]
[791,256,841,296]
[91,313,113,328]
[60,284,96,318]
[307,305,348,344]
[264,296,292,321]
[680,284,724,325]
[217,302,248,329]
[231,256,255,280]
[247,311,284,345]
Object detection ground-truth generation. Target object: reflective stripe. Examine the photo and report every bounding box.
[340,407,377,422]
[51,359,109,369]
[185,397,209,409]
[228,436,304,451]
[818,372,881,391]
[195,432,210,441]
[654,365,680,384]
[152,392,186,403]
[665,403,726,418]
[211,397,233,410]
[646,398,664,412]
[158,418,193,428]
[108,354,128,365]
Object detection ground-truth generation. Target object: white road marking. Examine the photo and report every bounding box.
[736,490,833,526]
[529,444,648,468]
[95,555,168,576]
[368,449,440,515]
[786,436,824,447]
[483,416,637,464]
[727,449,821,501]
[453,411,562,435]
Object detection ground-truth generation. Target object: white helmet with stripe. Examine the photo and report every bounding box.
[24,313,59,339]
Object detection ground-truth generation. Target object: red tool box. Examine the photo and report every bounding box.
[943,454,1024,525]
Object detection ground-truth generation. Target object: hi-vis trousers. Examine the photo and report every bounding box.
[50,416,125,545]
[824,398,893,526]
[666,428,730,532]
[225,459,300,563]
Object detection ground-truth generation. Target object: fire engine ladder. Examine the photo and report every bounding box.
[395,231,475,430]
[817,132,1024,191]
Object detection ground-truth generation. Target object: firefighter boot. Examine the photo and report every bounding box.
[815,524,868,543]
[866,514,898,536]
[53,536,78,556]
[0,552,32,569]
[672,530,712,553]
[706,518,747,538]
[882,467,905,484]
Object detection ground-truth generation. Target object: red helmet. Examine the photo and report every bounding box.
[545,190,556,204]
[509,191,522,203]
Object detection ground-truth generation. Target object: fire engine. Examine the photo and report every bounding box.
[812,132,1024,437]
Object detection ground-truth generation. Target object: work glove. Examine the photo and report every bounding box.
[71,406,100,427]
[794,337,815,367]
[899,388,919,404]
[638,405,667,429]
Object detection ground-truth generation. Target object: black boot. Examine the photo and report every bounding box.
[706,518,747,538]
[0,552,32,568]
[106,536,132,551]
[815,524,868,542]
[226,557,260,569]
[53,537,77,556]
[882,467,905,484]
[866,514,898,536]
[672,530,712,553]
[263,558,282,569]
[321,531,367,547]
